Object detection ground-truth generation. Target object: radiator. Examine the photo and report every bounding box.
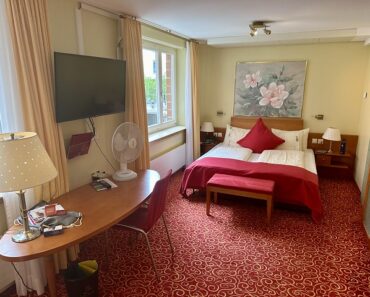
[150,144,185,178]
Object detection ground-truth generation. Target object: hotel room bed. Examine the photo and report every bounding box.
[180,117,323,222]
[199,143,317,175]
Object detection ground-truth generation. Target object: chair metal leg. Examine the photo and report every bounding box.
[143,232,159,280]
[161,215,174,254]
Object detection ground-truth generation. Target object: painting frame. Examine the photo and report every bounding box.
[233,60,307,118]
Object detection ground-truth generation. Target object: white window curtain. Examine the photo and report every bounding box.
[0,0,47,295]
[185,41,194,166]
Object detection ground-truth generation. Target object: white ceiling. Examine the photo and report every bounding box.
[84,0,370,46]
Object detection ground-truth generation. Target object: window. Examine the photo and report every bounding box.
[143,45,176,132]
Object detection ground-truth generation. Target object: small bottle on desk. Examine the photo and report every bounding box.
[340,140,346,154]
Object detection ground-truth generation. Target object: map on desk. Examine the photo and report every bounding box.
[91,178,118,191]
[27,204,64,227]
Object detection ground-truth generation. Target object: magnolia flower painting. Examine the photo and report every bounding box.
[234,61,307,117]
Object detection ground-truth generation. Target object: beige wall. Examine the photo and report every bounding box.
[199,42,370,194]
[48,0,186,190]
[49,0,122,190]
[199,42,368,134]
[49,0,368,193]
[356,48,370,189]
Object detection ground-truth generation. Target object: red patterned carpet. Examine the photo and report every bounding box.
[2,171,370,296]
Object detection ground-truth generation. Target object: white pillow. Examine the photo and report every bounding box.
[200,144,253,161]
[224,125,250,147]
[272,128,309,151]
[301,128,310,150]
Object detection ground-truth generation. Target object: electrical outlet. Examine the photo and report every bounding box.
[217,132,222,137]
[312,138,318,144]
[318,139,324,144]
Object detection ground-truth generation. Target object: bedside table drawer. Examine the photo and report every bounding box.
[315,154,331,166]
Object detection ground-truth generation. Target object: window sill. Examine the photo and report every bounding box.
[148,126,186,143]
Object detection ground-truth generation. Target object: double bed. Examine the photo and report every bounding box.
[180,116,323,222]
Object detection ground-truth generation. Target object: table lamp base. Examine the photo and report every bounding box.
[12,227,41,243]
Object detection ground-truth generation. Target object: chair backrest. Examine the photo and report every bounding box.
[145,169,172,230]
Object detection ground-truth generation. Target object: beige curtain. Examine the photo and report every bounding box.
[120,17,150,170]
[190,42,200,159]
[6,0,78,273]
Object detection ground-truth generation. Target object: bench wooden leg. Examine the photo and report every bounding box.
[206,188,211,215]
[214,192,218,204]
[267,197,272,224]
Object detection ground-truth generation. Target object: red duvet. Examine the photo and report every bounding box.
[180,157,323,222]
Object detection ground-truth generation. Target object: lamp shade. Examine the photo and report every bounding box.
[0,132,57,192]
[201,122,214,133]
[322,127,341,142]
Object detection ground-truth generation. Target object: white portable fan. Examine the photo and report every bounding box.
[112,122,144,181]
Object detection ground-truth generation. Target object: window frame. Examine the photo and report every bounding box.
[142,42,177,134]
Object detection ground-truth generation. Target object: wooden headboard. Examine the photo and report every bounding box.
[209,116,304,143]
[230,116,303,131]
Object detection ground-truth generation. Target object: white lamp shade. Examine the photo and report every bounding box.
[201,122,214,133]
[322,127,341,142]
[0,132,57,192]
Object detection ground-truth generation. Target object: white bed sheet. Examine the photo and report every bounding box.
[201,144,317,174]
[200,143,252,161]
[257,150,305,169]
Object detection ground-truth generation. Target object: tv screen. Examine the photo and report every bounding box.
[54,52,126,123]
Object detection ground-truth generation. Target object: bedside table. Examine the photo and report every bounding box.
[314,151,355,178]
[201,142,218,155]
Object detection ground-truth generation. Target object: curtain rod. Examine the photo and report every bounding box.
[78,2,195,42]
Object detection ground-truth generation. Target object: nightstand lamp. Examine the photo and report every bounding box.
[322,127,341,153]
[201,122,214,143]
[0,132,57,243]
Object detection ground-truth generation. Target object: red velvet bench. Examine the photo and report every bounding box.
[206,174,275,224]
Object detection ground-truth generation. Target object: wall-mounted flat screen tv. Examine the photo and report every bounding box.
[54,52,126,123]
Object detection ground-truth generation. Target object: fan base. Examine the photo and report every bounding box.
[113,170,137,181]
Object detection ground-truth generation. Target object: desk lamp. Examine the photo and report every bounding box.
[322,127,341,153]
[0,132,57,243]
[201,122,215,143]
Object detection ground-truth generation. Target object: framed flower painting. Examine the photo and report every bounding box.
[233,61,307,118]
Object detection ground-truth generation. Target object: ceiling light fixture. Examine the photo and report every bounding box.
[249,21,272,37]
[250,27,257,37]
[264,27,272,35]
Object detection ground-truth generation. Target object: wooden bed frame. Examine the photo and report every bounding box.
[230,116,303,131]
[210,116,304,143]
[210,116,358,158]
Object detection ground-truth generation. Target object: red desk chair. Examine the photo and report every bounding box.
[116,170,173,279]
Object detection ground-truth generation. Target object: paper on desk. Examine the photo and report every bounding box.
[29,204,64,223]
[99,178,118,188]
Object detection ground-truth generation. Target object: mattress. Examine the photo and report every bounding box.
[202,143,317,174]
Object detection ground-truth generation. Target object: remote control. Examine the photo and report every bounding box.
[98,180,112,189]
[44,225,64,237]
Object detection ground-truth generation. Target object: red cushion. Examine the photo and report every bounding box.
[237,118,284,153]
[207,174,275,195]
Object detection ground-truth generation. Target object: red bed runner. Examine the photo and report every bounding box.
[180,157,323,222]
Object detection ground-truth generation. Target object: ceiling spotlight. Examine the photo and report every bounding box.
[249,21,272,37]
[250,27,257,37]
[264,27,271,35]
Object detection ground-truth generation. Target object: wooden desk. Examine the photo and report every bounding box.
[0,169,160,297]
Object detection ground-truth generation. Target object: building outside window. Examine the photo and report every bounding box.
[143,44,176,132]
